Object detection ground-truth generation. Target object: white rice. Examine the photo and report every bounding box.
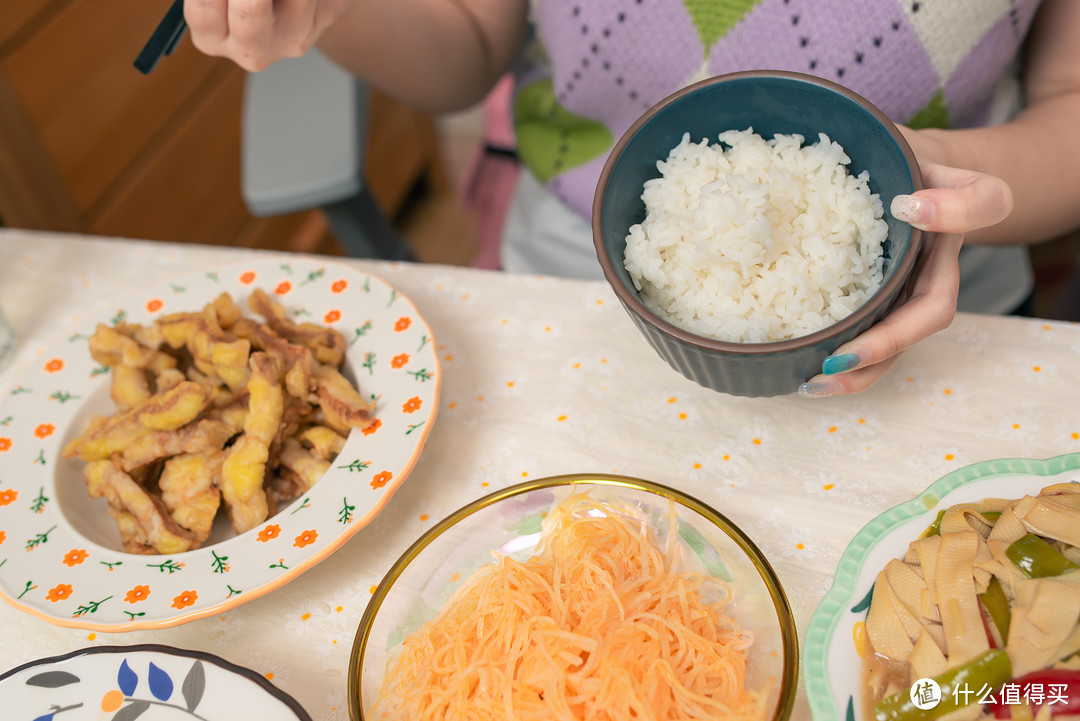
[623,128,887,343]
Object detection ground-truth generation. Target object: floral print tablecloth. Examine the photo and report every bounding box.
[1,229,1079,720]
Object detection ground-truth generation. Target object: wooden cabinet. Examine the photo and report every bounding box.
[0,0,447,256]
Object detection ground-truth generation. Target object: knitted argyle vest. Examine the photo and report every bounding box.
[513,0,1043,220]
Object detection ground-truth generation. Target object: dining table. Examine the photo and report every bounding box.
[1,226,1079,721]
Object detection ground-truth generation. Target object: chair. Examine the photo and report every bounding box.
[457,75,519,270]
[240,49,412,260]
[1049,256,1080,321]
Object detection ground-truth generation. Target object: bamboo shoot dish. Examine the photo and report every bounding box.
[863,482,1080,720]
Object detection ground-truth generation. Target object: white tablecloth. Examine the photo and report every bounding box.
[1,228,1079,719]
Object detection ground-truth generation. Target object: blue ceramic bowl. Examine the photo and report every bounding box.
[593,71,925,397]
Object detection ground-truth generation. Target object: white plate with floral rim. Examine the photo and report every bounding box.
[802,452,1080,721]
[0,257,440,630]
[0,644,312,720]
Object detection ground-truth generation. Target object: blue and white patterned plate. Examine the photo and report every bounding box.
[0,644,312,720]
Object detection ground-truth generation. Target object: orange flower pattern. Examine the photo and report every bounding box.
[146,298,163,313]
[331,279,348,293]
[402,396,422,414]
[370,470,393,489]
[257,524,281,542]
[0,488,16,505]
[275,280,292,295]
[125,585,151,603]
[391,353,409,369]
[361,419,382,436]
[0,530,6,546]
[324,309,341,324]
[171,590,198,609]
[239,271,256,285]
[62,549,89,566]
[44,358,64,373]
[294,529,318,548]
[34,423,56,439]
[393,316,412,332]
[102,689,125,712]
[0,438,10,452]
[46,583,73,602]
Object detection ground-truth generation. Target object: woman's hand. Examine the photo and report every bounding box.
[797,160,1013,398]
[184,0,352,72]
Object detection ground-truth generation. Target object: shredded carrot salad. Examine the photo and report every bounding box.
[375,497,770,720]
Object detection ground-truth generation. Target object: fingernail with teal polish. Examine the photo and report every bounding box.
[822,352,860,375]
[798,379,841,398]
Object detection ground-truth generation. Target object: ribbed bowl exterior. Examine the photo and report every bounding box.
[615,284,903,397]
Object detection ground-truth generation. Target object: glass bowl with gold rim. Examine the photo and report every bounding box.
[348,473,799,720]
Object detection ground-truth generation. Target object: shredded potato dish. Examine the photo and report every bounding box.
[375,497,770,720]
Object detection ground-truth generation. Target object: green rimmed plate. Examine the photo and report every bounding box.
[803,453,1080,720]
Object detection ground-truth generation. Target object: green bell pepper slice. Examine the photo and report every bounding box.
[873,649,1012,721]
[922,510,947,538]
[921,511,1000,538]
[979,576,1011,643]
[1006,533,1080,578]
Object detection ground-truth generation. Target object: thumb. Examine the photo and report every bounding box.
[890,163,1013,235]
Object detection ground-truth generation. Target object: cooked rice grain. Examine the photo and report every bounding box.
[623,129,887,343]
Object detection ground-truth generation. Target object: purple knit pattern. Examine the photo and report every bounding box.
[534,0,703,133]
[706,0,938,123]
[549,156,610,218]
[944,0,1042,127]
[524,0,1045,221]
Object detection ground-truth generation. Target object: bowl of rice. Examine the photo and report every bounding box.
[593,70,925,397]
[349,474,799,721]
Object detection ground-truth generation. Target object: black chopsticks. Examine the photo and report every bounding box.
[134,0,187,74]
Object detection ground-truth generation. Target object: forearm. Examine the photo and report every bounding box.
[912,0,1080,247]
[317,0,529,113]
[918,93,1080,246]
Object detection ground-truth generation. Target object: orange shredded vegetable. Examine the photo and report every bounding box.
[375,497,770,720]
